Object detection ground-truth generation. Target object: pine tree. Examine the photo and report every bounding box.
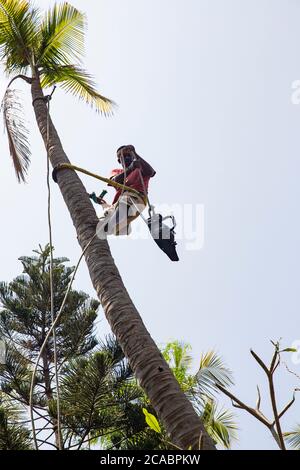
[0,245,135,449]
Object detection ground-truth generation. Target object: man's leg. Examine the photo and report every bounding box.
[97,194,132,237]
[96,193,146,238]
[114,194,146,235]
[96,205,116,238]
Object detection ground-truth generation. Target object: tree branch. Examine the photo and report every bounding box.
[268,370,286,449]
[216,384,271,427]
[7,75,32,88]
[250,349,269,375]
[278,391,296,420]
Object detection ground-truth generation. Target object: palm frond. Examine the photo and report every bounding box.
[37,2,86,67]
[1,87,30,182]
[162,341,195,391]
[41,65,115,115]
[196,351,234,397]
[284,425,300,449]
[201,398,238,449]
[0,0,39,73]
[163,341,193,371]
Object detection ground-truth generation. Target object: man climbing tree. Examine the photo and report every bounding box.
[94,145,156,236]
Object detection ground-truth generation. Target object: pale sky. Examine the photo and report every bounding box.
[1,0,300,450]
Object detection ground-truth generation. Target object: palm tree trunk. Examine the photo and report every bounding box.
[30,75,215,450]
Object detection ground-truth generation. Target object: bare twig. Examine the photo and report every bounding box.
[277,391,296,420]
[256,386,261,411]
[250,349,269,375]
[282,361,300,382]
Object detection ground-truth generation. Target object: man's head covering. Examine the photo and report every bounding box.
[117,144,135,154]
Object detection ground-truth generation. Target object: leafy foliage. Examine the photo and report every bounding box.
[141,342,237,449]
[41,65,113,114]
[37,2,86,67]
[0,245,99,364]
[0,402,32,450]
[200,398,237,449]
[0,0,39,74]
[196,350,234,397]
[162,341,195,392]
[1,88,30,182]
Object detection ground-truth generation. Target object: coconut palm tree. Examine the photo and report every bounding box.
[0,0,215,449]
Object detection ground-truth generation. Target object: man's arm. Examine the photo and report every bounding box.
[131,153,156,177]
[110,152,156,184]
[110,172,126,184]
[110,165,135,184]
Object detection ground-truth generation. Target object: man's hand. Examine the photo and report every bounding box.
[111,172,126,184]
[127,159,141,172]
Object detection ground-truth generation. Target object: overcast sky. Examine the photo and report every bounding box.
[1,0,300,450]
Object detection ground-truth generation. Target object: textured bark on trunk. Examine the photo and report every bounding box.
[31,76,215,450]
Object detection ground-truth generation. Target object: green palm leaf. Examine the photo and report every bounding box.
[284,425,300,449]
[37,2,85,67]
[1,88,30,182]
[163,341,193,371]
[0,0,39,73]
[41,65,115,115]
[201,398,237,449]
[196,351,234,397]
[162,341,195,391]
